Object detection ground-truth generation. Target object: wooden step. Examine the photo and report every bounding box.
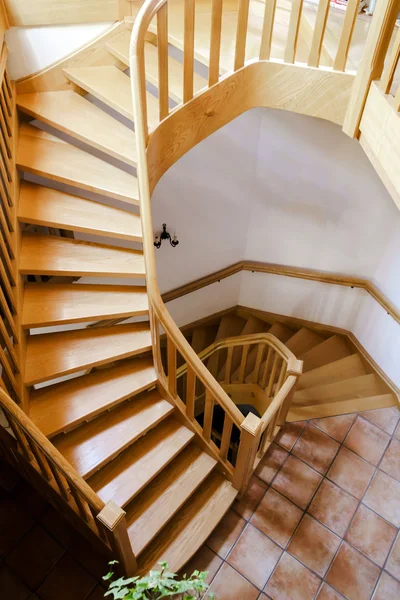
[288,393,398,422]
[62,66,158,128]
[293,374,389,407]
[229,317,270,380]
[22,283,148,328]
[106,35,207,104]
[137,471,237,575]
[53,390,173,479]
[17,90,137,166]
[126,445,216,556]
[299,335,352,372]
[207,314,246,375]
[18,182,142,242]
[285,327,324,356]
[24,323,151,385]
[191,325,218,354]
[89,417,194,508]
[245,322,295,383]
[29,357,157,437]
[17,124,139,205]
[297,354,366,390]
[20,234,145,279]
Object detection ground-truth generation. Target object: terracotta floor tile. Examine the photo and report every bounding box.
[345,504,397,567]
[250,487,303,548]
[287,515,341,577]
[308,478,358,536]
[372,571,400,600]
[380,438,400,482]
[264,552,321,600]
[272,455,322,509]
[394,420,400,440]
[344,416,390,466]
[274,422,306,451]
[311,414,356,443]
[327,446,375,499]
[326,542,380,600]
[208,562,259,600]
[386,533,400,581]
[0,564,31,600]
[6,525,65,589]
[292,424,340,475]
[255,443,288,484]
[359,407,400,435]
[233,475,267,520]
[0,494,35,557]
[207,509,246,558]
[181,545,222,585]
[228,524,282,589]
[364,470,400,527]
[37,554,97,600]
[316,583,343,599]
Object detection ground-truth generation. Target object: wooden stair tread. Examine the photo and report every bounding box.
[89,417,194,508]
[53,390,173,479]
[229,317,270,379]
[293,373,389,406]
[62,66,158,128]
[191,326,218,354]
[30,357,156,438]
[288,393,397,422]
[17,90,137,166]
[127,445,216,556]
[17,124,139,205]
[24,323,152,385]
[215,314,247,341]
[245,322,295,383]
[285,327,324,356]
[297,354,366,390]
[20,234,145,279]
[18,182,142,242]
[299,335,352,372]
[137,471,237,575]
[22,282,148,328]
[107,34,207,104]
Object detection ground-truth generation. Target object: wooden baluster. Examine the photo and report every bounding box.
[275,360,287,397]
[381,26,400,94]
[266,352,279,397]
[220,413,233,462]
[333,0,360,71]
[47,462,71,501]
[98,501,137,576]
[183,0,195,103]
[157,3,169,120]
[267,410,279,442]
[224,346,234,384]
[232,412,262,494]
[209,0,223,86]
[7,417,31,461]
[308,0,330,68]
[167,336,177,396]
[259,0,277,60]
[0,346,18,396]
[342,0,399,137]
[252,344,264,384]
[186,366,196,419]
[26,438,52,480]
[260,346,273,388]
[234,0,251,70]
[203,389,214,440]
[277,376,298,427]
[136,24,149,142]
[284,0,304,64]
[237,344,249,383]
[70,486,91,522]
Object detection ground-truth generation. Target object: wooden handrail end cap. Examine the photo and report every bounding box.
[97,501,126,531]
[241,412,262,435]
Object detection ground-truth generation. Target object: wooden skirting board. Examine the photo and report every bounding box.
[162,260,400,326]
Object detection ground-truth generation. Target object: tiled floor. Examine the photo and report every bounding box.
[1,407,400,599]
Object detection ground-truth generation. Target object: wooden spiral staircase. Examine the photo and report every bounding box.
[0,0,399,580]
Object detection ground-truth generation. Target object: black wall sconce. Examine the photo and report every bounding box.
[154,223,179,249]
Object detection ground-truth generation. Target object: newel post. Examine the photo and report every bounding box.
[232,413,263,497]
[277,359,303,427]
[97,501,137,576]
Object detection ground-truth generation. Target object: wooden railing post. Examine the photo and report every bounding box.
[232,412,262,495]
[97,501,137,576]
[342,0,400,137]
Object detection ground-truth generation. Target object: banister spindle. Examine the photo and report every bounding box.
[224,346,234,384]
[183,0,195,102]
[252,344,264,383]
[284,0,304,64]
[167,336,177,396]
[157,3,169,120]
[308,0,330,68]
[275,360,287,396]
[203,389,214,440]
[260,346,273,388]
[333,0,359,71]
[266,352,279,397]
[259,0,277,60]
[186,366,196,419]
[237,344,249,383]
[234,0,251,70]
[380,26,400,94]
[220,413,233,462]
[209,0,223,86]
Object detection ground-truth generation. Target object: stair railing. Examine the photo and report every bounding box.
[0,387,138,575]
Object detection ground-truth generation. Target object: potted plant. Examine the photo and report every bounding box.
[103,560,216,599]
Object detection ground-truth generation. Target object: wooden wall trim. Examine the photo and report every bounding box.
[162,260,400,326]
